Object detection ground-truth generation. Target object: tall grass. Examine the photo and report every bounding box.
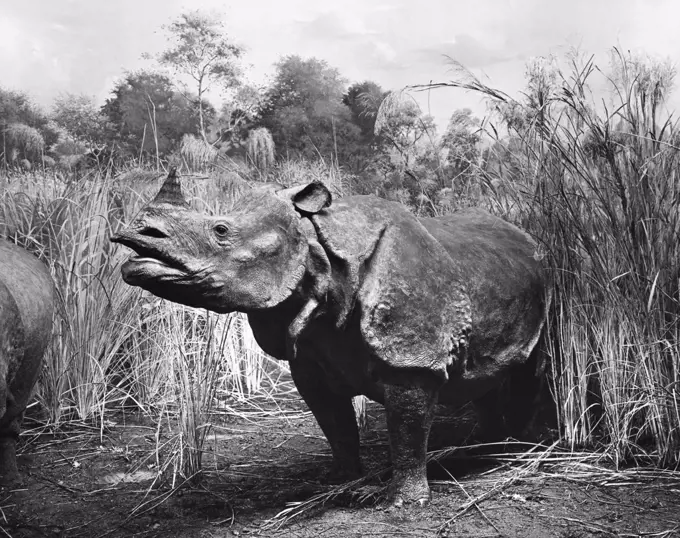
[0,161,327,482]
[167,306,230,481]
[1,173,145,424]
[0,167,285,424]
[422,48,680,465]
[9,59,679,472]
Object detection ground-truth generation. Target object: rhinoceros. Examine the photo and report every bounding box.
[111,169,550,507]
[0,239,54,483]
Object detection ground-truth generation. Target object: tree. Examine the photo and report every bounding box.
[155,10,244,143]
[4,123,44,163]
[340,81,389,175]
[209,84,262,151]
[434,108,483,211]
[371,91,443,211]
[256,56,362,165]
[440,108,481,173]
[374,91,437,171]
[51,93,111,147]
[102,70,210,160]
[343,81,386,141]
[0,88,59,166]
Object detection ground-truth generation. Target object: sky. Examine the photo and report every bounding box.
[1,0,679,131]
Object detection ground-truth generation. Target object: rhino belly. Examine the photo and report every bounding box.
[438,365,504,406]
[303,330,384,403]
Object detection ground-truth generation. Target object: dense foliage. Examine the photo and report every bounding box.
[0,9,483,215]
[102,70,212,160]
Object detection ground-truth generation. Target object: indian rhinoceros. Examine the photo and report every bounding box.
[0,239,54,483]
[111,169,550,507]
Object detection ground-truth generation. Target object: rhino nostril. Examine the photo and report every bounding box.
[139,226,168,239]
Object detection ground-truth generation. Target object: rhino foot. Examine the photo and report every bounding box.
[390,495,430,509]
[0,470,23,488]
[0,441,20,487]
[387,469,431,508]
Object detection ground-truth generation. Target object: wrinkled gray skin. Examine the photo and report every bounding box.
[0,240,54,484]
[111,170,550,507]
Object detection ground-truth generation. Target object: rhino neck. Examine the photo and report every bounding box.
[246,220,335,361]
[246,282,316,361]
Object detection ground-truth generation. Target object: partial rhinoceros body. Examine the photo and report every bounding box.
[0,239,54,482]
[111,170,550,507]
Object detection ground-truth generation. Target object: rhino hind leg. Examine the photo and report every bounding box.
[383,375,440,507]
[502,359,543,438]
[289,359,362,479]
[0,342,41,486]
[472,386,510,441]
[473,363,543,442]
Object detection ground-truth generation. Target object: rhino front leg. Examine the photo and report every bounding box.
[0,429,19,484]
[383,375,440,507]
[289,359,362,479]
[0,394,22,485]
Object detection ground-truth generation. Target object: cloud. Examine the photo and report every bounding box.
[0,16,22,56]
[288,2,528,91]
[286,10,409,81]
[0,14,71,102]
[414,34,519,70]
[0,0,181,106]
[297,12,374,41]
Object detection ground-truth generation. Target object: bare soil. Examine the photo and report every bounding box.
[3,387,679,538]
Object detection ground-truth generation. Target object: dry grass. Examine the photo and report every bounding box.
[268,158,351,198]
[246,127,275,172]
[180,133,218,172]
[0,167,287,462]
[262,438,680,531]
[2,174,144,425]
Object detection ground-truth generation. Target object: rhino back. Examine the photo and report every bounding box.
[308,199,547,378]
[420,209,543,295]
[309,196,471,378]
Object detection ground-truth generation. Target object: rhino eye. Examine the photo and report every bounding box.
[213,224,229,238]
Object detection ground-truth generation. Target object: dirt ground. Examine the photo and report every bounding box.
[3,388,680,538]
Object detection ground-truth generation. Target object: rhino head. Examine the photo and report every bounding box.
[110,169,332,314]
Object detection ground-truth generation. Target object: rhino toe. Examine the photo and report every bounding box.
[390,493,431,509]
[388,473,431,509]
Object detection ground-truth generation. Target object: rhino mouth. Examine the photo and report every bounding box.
[111,233,188,281]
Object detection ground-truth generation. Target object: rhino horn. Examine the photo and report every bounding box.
[153,167,189,207]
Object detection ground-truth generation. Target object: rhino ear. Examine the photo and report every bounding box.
[278,182,332,215]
